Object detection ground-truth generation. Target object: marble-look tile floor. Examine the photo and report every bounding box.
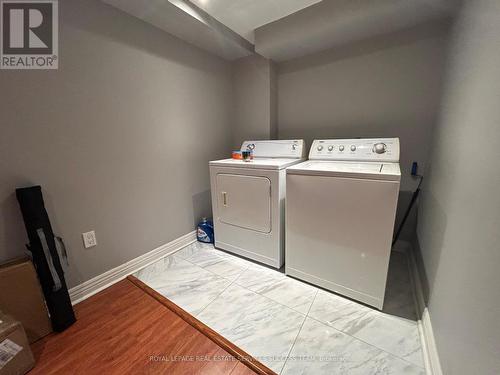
[134,242,425,374]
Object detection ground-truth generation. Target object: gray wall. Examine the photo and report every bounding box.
[277,24,450,239]
[416,1,500,373]
[0,0,233,288]
[232,55,277,148]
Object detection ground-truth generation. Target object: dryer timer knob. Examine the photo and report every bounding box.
[373,143,387,154]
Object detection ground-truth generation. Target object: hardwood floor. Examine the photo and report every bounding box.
[30,279,257,374]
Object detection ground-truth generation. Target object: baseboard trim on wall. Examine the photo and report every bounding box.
[421,307,443,375]
[69,231,197,305]
[407,247,443,375]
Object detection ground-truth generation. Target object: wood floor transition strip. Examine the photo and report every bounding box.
[32,279,252,374]
[127,275,277,375]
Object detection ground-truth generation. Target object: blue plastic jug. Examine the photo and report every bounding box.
[197,217,214,243]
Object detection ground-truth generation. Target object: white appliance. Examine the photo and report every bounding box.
[285,138,401,309]
[210,140,306,268]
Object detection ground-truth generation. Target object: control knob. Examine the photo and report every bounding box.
[317,145,323,151]
[339,145,344,151]
[328,146,334,151]
[350,145,356,152]
[373,143,387,154]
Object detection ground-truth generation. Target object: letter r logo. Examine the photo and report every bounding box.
[2,1,53,54]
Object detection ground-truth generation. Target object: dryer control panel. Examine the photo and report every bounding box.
[241,140,306,159]
[309,138,400,162]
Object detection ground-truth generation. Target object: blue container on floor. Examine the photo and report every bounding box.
[197,217,214,243]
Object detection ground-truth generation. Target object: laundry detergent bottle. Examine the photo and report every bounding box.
[197,217,214,243]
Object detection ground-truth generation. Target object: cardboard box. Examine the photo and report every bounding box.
[0,313,35,375]
[0,258,52,343]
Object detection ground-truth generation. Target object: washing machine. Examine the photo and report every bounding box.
[285,138,400,309]
[210,140,306,268]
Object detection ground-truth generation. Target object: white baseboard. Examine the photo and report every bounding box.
[421,307,443,375]
[69,230,197,305]
[407,247,443,375]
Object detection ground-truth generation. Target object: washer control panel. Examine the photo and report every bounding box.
[309,138,400,162]
[241,139,306,158]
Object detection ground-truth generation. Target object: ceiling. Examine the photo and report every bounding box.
[254,0,459,61]
[102,0,458,62]
[102,0,254,60]
[190,0,322,43]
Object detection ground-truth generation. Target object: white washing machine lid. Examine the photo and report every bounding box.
[210,158,305,170]
[286,161,401,181]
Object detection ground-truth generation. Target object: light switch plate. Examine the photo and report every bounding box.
[82,230,97,248]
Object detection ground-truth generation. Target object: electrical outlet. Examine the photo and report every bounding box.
[82,230,97,249]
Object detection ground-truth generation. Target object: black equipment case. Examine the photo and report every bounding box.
[16,186,76,332]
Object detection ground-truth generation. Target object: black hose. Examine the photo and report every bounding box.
[392,175,423,246]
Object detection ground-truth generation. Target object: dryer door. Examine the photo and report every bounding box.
[216,173,271,233]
